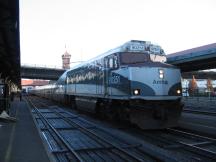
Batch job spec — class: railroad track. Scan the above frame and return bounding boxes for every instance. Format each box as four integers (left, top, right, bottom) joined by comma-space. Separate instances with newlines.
166, 128, 216, 160
26, 96, 216, 161
180, 108, 216, 138
132, 127, 216, 162
183, 109, 216, 116
27, 96, 183, 162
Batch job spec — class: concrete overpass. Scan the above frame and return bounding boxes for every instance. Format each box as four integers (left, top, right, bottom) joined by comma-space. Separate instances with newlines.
21, 65, 65, 80
21, 43, 216, 81
182, 71, 216, 80
20, 67, 216, 81
167, 43, 216, 72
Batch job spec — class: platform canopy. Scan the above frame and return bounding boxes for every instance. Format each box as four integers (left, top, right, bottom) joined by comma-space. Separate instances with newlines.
0, 0, 20, 87
167, 43, 216, 72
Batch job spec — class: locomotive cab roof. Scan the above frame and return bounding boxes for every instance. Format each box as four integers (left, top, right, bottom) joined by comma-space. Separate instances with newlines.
68, 40, 166, 71
104, 40, 165, 56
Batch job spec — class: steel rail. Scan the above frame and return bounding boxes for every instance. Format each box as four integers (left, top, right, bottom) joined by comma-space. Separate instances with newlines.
27, 98, 84, 162
183, 109, 216, 116
167, 128, 216, 141
167, 128, 216, 160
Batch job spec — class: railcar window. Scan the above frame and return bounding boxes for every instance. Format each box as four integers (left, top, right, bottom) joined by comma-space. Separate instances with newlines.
120, 52, 150, 65
105, 59, 108, 68
99, 59, 103, 69
66, 77, 69, 84
109, 58, 113, 68
96, 60, 102, 69
113, 55, 118, 68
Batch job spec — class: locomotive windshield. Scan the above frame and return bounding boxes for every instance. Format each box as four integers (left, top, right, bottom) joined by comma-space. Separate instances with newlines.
120, 52, 149, 65
120, 52, 166, 65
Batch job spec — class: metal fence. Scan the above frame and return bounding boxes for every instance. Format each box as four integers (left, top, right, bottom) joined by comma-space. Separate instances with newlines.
182, 87, 216, 98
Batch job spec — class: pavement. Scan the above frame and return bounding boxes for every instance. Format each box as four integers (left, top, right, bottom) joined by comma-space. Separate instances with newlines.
179, 112, 216, 138
0, 97, 50, 162
183, 96, 216, 112
180, 97, 216, 137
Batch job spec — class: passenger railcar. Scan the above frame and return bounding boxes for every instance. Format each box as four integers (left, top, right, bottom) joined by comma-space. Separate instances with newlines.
31, 40, 183, 129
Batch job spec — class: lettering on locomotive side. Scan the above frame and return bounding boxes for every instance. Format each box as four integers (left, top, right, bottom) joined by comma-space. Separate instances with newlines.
153, 80, 168, 84
109, 76, 120, 84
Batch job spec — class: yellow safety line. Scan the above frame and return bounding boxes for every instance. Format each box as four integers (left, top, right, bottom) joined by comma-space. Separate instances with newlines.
4, 102, 19, 162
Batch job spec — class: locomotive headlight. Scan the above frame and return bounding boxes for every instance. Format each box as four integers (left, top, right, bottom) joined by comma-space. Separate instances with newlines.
159, 69, 164, 79
159, 74, 164, 79
177, 89, 181, 94
159, 69, 163, 74
133, 89, 140, 95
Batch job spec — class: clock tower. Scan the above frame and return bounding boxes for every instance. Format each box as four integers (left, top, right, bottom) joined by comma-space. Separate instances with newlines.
62, 47, 71, 69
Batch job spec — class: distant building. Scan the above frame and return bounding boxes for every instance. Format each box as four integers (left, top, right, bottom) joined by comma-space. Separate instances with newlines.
21, 79, 50, 86
21, 79, 50, 93
62, 50, 71, 69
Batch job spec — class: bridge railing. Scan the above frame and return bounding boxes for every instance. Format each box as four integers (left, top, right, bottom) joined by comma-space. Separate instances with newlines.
21, 63, 63, 70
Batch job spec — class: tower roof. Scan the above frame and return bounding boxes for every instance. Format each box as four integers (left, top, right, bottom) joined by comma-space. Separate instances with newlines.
62, 50, 71, 57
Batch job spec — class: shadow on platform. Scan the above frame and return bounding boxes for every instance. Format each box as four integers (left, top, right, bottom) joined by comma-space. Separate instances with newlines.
0, 98, 50, 162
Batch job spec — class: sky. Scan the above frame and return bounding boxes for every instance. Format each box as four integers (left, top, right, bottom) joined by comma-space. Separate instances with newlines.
20, 0, 216, 68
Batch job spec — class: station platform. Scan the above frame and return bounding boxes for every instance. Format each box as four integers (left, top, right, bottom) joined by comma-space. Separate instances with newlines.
0, 97, 50, 162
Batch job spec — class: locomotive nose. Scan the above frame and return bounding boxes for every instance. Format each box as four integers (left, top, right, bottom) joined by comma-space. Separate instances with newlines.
129, 66, 182, 98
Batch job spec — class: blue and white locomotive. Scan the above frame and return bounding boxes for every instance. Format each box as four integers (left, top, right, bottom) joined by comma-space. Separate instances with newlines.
32, 40, 183, 129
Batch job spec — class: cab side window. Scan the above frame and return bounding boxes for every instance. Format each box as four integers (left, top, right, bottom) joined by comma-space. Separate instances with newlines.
107, 54, 119, 70
109, 58, 113, 69
113, 55, 118, 68
104, 58, 108, 69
